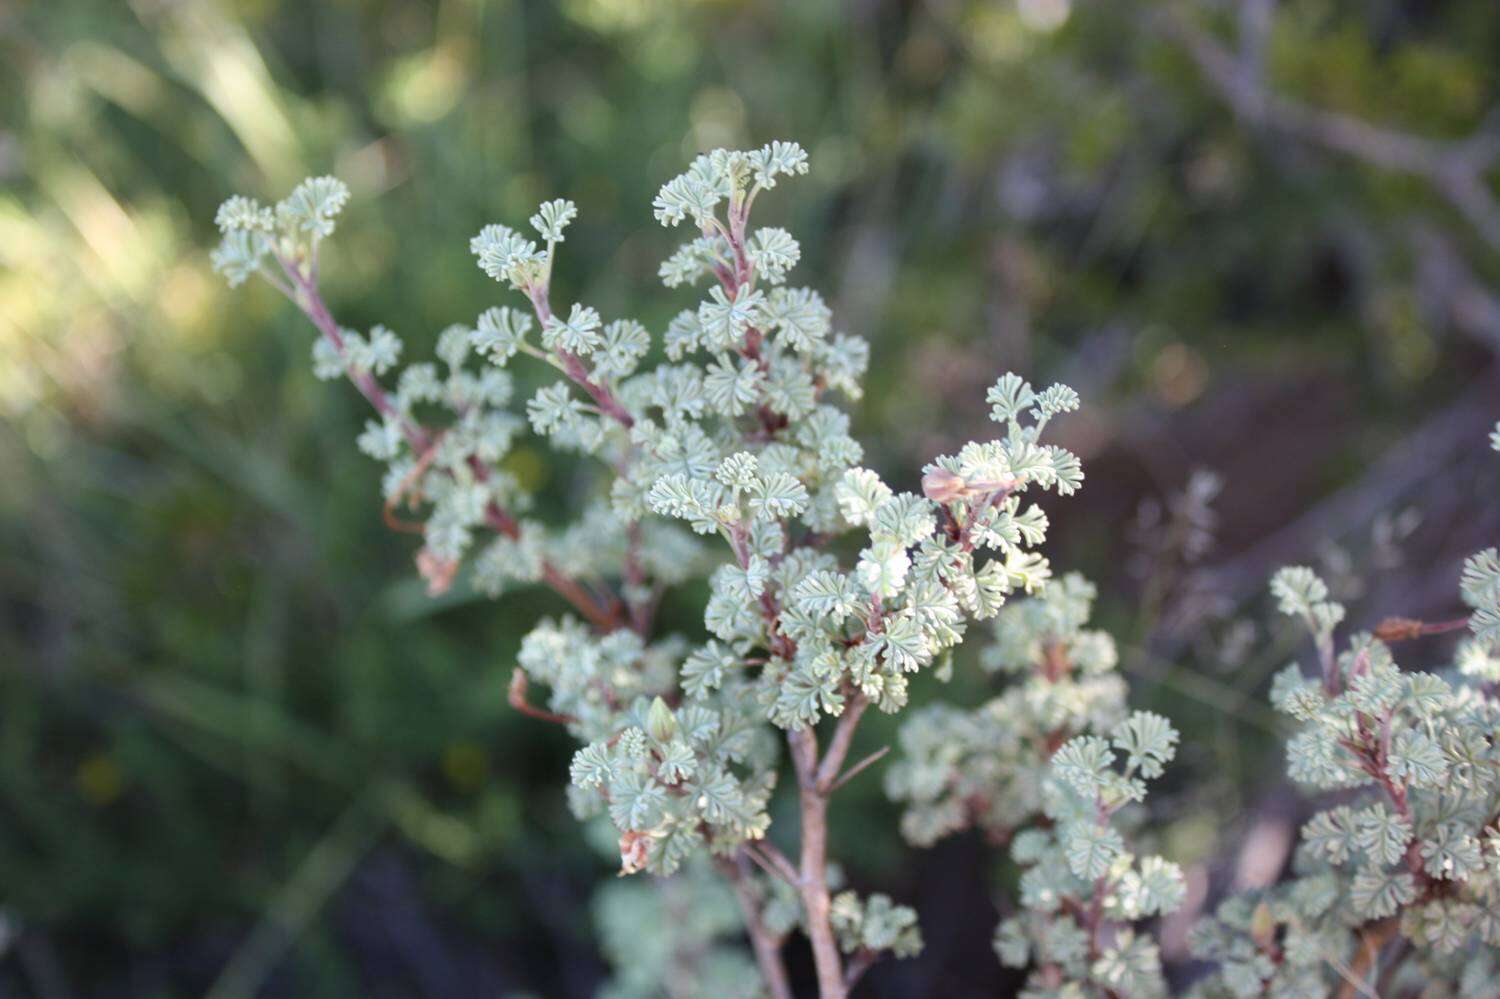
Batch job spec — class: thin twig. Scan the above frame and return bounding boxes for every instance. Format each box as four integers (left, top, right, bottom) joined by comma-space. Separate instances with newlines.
828, 746, 890, 794
815, 694, 871, 791
843, 948, 879, 990
717, 854, 794, 999
748, 840, 801, 886
1160, 5, 1500, 254
507, 670, 577, 727
382, 432, 446, 534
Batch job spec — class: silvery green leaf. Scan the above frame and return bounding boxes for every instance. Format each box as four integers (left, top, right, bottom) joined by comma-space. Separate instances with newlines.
214, 195, 274, 233
1114, 856, 1186, 918
987, 373, 1035, 424
764, 286, 831, 351
659, 235, 725, 288
876, 612, 930, 672
1302, 806, 1359, 865
608, 771, 667, 831
857, 542, 910, 600
656, 739, 696, 785
835, 468, 892, 527
749, 140, 809, 189
682, 641, 738, 697
871, 494, 937, 548
1349, 866, 1415, 919
471, 306, 533, 363
792, 571, 861, 621
275, 176, 349, 238
570, 742, 616, 788
714, 451, 761, 492
593, 320, 651, 380
210, 230, 271, 287
1420, 826, 1483, 881
310, 334, 345, 381
357, 417, 404, 460
993, 918, 1030, 968
761, 361, 818, 419
542, 303, 602, 355
721, 555, 769, 603
751, 472, 809, 520
653, 171, 722, 227
1110, 711, 1178, 779
662, 308, 704, 359
1269, 566, 1329, 617
697, 285, 765, 350
1386, 728, 1448, 788
470, 223, 542, 285
530, 198, 577, 242
1052, 736, 1113, 797
1090, 929, 1164, 996
703, 354, 764, 415
1062, 819, 1125, 880
1460, 548, 1500, 642
1352, 804, 1412, 867
1030, 383, 1080, 426
748, 227, 800, 283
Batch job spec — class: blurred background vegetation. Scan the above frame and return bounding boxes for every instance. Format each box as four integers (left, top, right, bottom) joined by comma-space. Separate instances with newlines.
3, 0, 1500, 995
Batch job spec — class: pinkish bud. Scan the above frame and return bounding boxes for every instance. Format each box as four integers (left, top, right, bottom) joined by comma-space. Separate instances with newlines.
921, 467, 968, 503
416, 547, 459, 597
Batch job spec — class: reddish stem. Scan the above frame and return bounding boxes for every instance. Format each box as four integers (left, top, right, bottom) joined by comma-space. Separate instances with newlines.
507, 669, 577, 727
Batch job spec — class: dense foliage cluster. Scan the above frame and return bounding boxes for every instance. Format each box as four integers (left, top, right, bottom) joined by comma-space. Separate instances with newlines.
212, 146, 1087, 997
886, 425, 1500, 996
1187, 529, 1500, 997
887, 573, 1186, 995
213, 140, 1500, 995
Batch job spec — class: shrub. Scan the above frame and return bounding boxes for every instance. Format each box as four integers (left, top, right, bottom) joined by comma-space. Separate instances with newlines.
212, 144, 1500, 996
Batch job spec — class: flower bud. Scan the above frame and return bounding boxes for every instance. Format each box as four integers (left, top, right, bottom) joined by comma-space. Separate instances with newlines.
646, 695, 678, 743
1250, 900, 1275, 949
921, 467, 968, 503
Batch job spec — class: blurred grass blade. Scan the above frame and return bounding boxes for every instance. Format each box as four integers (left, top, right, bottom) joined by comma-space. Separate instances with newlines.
206, 793, 384, 999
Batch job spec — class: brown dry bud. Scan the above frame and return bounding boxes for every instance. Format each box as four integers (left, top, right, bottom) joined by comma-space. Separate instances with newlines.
618, 830, 650, 875
1374, 617, 1426, 642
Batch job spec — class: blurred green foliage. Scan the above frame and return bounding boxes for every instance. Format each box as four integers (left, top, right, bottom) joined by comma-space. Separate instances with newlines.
3, 0, 1498, 994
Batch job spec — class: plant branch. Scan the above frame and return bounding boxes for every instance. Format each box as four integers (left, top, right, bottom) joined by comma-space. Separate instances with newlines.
844, 948, 879, 990
277, 254, 427, 451
789, 725, 848, 998
717, 853, 794, 999
816, 694, 871, 792
828, 745, 890, 794
522, 285, 635, 429
1161, 6, 1500, 254
507, 669, 577, 727
748, 840, 801, 887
